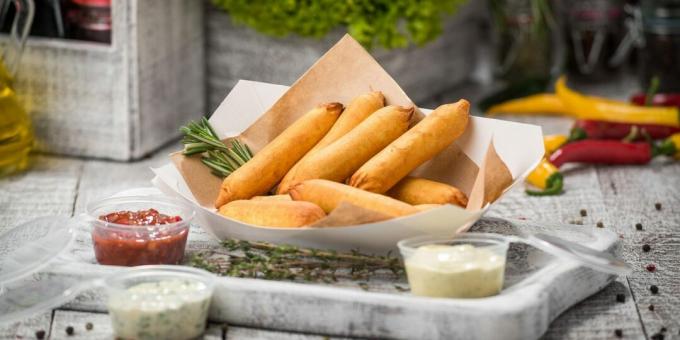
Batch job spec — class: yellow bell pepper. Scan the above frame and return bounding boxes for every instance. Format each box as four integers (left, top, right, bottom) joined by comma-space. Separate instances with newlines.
486, 94, 570, 116
555, 76, 680, 127
526, 158, 563, 196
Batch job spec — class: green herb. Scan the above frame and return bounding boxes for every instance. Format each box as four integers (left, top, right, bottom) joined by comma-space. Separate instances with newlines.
180, 118, 253, 177
189, 239, 405, 285
211, 0, 467, 49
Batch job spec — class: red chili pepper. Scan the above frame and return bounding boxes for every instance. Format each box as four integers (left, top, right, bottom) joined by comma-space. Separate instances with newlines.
572, 120, 680, 140
549, 140, 652, 168
631, 93, 680, 107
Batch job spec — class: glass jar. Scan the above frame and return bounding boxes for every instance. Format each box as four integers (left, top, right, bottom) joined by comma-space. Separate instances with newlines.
489, 0, 559, 86
639, 0, 680, 93
564, 0, 627, 80
481, 0, 561, 111
65, 0, 111, 43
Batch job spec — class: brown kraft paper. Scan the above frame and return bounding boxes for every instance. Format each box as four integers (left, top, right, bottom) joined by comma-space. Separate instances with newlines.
172, 34, 513, 227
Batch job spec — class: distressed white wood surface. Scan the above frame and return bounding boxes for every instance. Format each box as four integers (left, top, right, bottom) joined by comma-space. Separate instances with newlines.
1, 122, 679, 339
0, 311, 52, 340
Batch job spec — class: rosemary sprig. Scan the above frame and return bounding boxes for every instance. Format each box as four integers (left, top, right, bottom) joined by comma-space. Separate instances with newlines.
180, 118, 253, 177
189, 239, 405, 285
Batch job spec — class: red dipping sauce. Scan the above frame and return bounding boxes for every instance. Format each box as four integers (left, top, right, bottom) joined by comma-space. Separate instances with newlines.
91, 208, 190, 266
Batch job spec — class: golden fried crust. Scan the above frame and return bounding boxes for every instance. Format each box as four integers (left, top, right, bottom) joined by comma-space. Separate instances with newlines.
218, 200, 325, 227
215, 103, 342, 208
277, 91, 385, 194
387, 176, 468, 207
349, 100, 470, 193
284, 105, 413, 189
289, 179, 418, 217
251, 194, 292, 201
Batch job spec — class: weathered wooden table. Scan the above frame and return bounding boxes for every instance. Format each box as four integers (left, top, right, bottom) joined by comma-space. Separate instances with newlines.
1, 109, 678, 339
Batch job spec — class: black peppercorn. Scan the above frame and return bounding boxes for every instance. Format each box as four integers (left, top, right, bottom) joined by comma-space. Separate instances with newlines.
650, 285, 659, 294
635, 223, 643, 230
643, 244, 651, 252
66, 326, 74, 336
661, 327, 667, 333
580, 209, 587, 217
616, 293, 626, 303
597, 221, 604, 228
655, 202, 662, 211
651, 333, 664, 340
85, 322, 93, 331
615, 329, 623, 337
35, 330, 46, 339
649, 304, 655, 311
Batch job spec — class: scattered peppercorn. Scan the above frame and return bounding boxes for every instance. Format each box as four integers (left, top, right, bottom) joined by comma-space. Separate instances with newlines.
651, 333, 664, 340
646, 264, 657, 272
648, 304, 655, 311
597, 221, 604, 228
655, 202, 662, 211
650, 285, 659, 294
643, 244, 651, 252
35, 330, 46, 339
635, 223, 643, 231
85, 322, 93, 331
614, 329, 623, 337
580, 209, 587, 217
616, 293, 626, 303
66, 325, 74, 335
661, 327, 667, 333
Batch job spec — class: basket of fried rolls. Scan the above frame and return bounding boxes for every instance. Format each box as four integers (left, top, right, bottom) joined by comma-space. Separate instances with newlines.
213, 91, 471, 227
157, 35, 543, 251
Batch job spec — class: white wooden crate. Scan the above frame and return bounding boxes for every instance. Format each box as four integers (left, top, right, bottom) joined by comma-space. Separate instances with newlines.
0, 0, 205, 160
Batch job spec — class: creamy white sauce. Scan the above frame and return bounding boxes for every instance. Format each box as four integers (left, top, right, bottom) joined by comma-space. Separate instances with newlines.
405, 244, 505, 298
108, 279, 212, 340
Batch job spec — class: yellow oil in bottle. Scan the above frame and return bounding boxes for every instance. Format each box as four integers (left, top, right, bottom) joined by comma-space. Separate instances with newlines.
0, 60, 33, 176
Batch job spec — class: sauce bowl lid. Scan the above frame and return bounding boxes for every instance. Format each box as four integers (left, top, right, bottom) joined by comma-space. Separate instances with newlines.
523, 233, 631, 275
0, 216, 80, 325
0, 216, 76, 284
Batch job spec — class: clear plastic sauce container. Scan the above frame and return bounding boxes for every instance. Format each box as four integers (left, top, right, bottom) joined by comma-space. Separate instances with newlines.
87, 196, 195, 266
399, 234, 509, 298
105, 266, 215, 340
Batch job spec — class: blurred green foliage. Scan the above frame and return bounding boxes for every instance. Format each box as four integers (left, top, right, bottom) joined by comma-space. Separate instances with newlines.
212, 0, 468, 49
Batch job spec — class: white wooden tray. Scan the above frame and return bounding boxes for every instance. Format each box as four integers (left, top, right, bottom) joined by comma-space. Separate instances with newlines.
25, 213, 619, 340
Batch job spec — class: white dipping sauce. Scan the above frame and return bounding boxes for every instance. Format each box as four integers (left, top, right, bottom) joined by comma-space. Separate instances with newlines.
405, 244, 506, 298
108, 279, 212, 340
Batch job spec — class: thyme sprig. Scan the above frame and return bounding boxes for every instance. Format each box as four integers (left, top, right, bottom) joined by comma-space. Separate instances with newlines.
189, 239, 405, 285
180, 118, 253, 177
